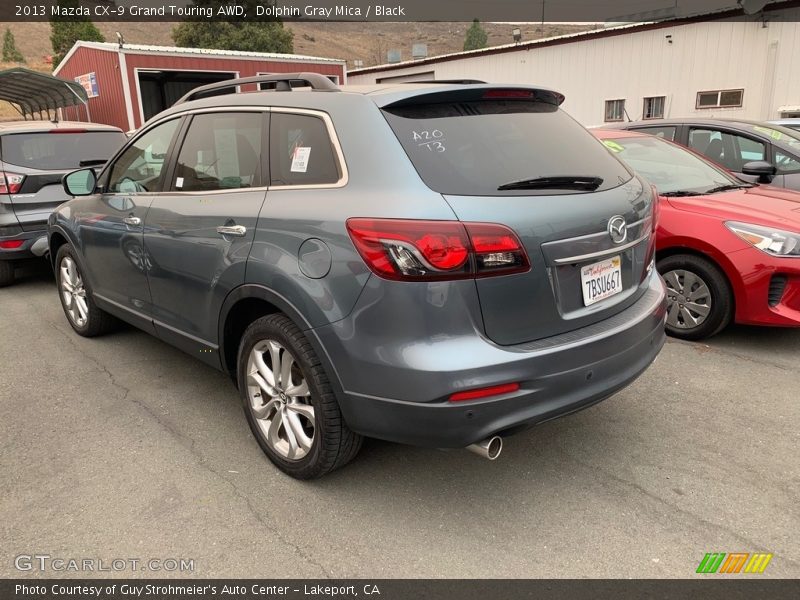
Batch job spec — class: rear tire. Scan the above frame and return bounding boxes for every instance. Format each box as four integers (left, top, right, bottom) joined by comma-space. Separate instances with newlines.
657, 254, 733, 340
55, 245, 117, 337
0, 260, 14, 287
237, 313, 362, 479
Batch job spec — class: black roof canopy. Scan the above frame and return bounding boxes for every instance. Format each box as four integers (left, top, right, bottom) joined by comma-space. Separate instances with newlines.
0, 67, 88, 120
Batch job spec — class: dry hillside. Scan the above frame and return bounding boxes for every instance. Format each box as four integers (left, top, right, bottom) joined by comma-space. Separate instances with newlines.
0, 21, 593, 118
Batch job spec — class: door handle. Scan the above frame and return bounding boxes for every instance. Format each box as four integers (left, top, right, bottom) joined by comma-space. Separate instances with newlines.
123, 216, 142, 226
216, 225, 247, 237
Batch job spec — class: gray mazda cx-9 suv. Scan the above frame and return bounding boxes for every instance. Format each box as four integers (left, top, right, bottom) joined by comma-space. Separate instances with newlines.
50, 74, 666, 479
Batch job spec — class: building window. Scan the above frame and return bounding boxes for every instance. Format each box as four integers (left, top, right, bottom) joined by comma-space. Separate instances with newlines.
643, 96, 665, 119
696, 89, 744, 109
604, 99, 625, 122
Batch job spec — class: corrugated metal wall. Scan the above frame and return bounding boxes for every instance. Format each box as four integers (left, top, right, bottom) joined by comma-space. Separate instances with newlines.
55, 46, 127, 130
348, 7, 800, 126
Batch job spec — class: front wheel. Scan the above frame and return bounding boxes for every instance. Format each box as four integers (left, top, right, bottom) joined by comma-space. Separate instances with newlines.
55, 245, 117, 337
237, 314, 362, 479
657, 254, 733, 340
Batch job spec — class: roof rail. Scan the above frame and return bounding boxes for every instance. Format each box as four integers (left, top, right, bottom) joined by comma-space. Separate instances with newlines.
400, 79, 487, 85
175, 72, 340, 104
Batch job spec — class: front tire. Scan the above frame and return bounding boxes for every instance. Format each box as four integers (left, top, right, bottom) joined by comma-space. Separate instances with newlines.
237, 314, 362, 479
658, 254, 733, 340
55, 245, 117, 337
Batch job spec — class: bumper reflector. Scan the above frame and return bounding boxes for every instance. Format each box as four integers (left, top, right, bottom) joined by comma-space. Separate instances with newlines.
449, 382, 520, 402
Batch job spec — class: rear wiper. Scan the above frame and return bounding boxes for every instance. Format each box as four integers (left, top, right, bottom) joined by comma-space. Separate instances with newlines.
79, 159, 106, 167
660, 190, 703, 197
703, 183, 753, 194
497, 175, 603, 191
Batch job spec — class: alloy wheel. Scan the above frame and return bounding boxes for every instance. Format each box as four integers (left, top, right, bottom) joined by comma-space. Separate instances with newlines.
60, 256, 89, 328
246, 340, 315, 460
662, 269, 712, 330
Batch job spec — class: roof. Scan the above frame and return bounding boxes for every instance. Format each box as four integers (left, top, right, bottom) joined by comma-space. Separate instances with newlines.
0, 120, 122, 133
154, 81, 565, 123
0, 67, 88, 120
348, 0, 798, 77
53, 41, 344, 76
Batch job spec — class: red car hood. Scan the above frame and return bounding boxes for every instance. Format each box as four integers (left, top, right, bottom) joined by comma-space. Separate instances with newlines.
667, 185, 800, 232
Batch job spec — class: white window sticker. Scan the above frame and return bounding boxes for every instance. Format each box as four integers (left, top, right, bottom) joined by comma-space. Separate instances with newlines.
291, 147, 311, 173
175, 176, 184, 189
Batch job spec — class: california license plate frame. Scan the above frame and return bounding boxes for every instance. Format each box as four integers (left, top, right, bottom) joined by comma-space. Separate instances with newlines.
580, 255, 623, 306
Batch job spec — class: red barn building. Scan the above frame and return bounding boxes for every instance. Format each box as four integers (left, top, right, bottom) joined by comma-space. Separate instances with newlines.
54, 41, 346, 131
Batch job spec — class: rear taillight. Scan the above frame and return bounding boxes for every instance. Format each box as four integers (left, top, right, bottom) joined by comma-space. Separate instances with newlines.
0, 172, 25, 195
0, 239, 24, 249
49, 128, 87, 134
346, 218, 530, 281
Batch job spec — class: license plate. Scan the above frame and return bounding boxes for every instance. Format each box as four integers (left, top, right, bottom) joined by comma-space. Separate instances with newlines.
580, 256, 622, 306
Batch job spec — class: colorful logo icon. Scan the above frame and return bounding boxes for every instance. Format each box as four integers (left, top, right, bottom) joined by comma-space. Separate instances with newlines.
696, 552, 773, 574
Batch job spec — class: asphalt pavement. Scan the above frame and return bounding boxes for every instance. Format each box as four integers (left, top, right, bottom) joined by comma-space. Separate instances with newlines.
2, 262, 798, 578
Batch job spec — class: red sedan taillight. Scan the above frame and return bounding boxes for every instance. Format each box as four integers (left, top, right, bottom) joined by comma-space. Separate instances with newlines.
0, 171, 25, 195
346, 218, 530, 281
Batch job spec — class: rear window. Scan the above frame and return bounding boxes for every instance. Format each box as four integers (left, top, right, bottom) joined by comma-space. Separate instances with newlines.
0, 131, 125, 170
382, 100, 632, 196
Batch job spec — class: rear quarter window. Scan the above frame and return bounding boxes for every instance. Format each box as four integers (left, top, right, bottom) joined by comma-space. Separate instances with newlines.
0, 131, 125, 170
382, 100, 632, 196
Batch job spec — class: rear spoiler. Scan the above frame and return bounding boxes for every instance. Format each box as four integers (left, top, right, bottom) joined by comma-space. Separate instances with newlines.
380, 86, 566, 109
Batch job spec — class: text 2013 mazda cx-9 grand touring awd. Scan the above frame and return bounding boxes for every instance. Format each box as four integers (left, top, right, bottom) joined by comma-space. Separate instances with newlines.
49, 75, 666, 478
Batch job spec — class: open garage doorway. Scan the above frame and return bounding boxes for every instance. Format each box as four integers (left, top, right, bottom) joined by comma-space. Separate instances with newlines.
136, 70, 237, 122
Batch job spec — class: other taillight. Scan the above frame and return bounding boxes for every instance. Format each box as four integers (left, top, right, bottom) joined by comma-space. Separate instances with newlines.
0, 239, 24, 249
465, 222, 529, 277
346, 218, 530, 281
0, 172, 25, 195
49, 128, 87, 134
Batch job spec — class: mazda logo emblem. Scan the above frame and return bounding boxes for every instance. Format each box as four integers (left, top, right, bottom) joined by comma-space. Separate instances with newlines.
608, 215, 627, 244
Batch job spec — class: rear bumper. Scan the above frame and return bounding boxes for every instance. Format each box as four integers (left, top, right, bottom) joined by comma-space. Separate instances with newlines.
0, 227, 48, 260
315, 271, 667, 448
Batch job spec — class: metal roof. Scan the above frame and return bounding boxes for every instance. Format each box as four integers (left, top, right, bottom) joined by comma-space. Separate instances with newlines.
0, 67, 87, 120
53, 41, 344, 76
348, 1, 795, 77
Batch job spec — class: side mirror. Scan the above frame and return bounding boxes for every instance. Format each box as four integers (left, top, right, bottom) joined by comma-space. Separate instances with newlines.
741, 160, 777, 184
63, 168, 97, 196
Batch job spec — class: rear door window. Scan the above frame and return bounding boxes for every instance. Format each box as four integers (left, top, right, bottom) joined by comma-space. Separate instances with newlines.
174, 112, 265, 191
382, 99, 632, 196
269, 112, 342, 186
0, 131, 125, 170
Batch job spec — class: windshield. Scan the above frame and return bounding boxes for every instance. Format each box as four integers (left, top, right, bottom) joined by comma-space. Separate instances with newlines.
0, 131, 125, 170
383, 100, 632, 196
600, 136, 742, 195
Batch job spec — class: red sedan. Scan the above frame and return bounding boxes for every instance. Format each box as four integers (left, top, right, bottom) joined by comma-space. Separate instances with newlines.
594, 129, 800, 340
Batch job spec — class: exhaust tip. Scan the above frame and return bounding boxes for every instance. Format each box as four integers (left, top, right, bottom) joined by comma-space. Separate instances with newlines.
466, 435, 503, 460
